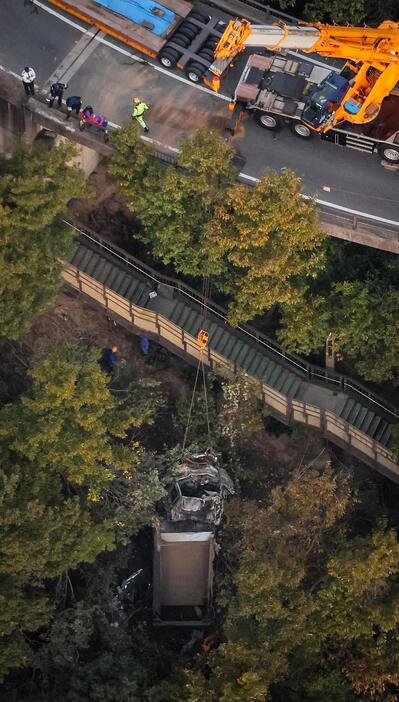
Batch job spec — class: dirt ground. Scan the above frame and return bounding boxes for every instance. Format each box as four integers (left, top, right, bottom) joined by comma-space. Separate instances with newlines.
3, 286, 330, 474
68, 164, 140, 247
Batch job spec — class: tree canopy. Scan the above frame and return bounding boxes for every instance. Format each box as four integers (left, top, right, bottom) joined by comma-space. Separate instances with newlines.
110, 125, 237, 276
111, 126, 325, 326
278, 243, 399, 384
205, 169, 325, 324
167, 467, 399, 702
0, 140, 85, 339
0, 346, 164, 679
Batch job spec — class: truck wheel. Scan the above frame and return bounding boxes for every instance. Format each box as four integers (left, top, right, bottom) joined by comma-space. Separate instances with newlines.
256, 111, 282, 130
186, 63, 205, 83
378, 144, 399, 163
290, 121, 313, 139
205, 38, 218, 50
159, 50, 179, 69
177, 26, 197, 40
198, 49, 214, 62
189, 11, 209, 23
181, 21, 200, 34
171, 34, 190, 48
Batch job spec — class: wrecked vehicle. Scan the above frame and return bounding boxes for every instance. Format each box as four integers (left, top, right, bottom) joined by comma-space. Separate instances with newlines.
153, 450, 234, 627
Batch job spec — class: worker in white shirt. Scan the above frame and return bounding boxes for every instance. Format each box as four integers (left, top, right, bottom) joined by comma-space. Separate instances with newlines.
21, 66, 36, 96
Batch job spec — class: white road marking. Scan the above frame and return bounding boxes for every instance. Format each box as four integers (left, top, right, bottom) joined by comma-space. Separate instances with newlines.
43, 30, 99, 89
95, 35, 232, 101
33, 0, 231, 101
32, 0, 91, 31
10, 4, 399, 227
238, 171, 399, 225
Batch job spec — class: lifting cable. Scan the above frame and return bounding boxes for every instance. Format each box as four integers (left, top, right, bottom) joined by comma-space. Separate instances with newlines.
181, 269, 212, 451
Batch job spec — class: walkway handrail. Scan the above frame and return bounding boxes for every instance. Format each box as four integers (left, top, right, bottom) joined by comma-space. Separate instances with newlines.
64, 220, 399, 421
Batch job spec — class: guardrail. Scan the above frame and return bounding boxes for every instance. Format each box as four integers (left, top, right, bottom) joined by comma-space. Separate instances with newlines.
150, 144, 399, 255
61, 258, 399, 481
65, 220, 399, 421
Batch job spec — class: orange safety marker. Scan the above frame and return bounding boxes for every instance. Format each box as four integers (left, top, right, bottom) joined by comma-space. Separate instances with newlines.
197, 329, 209, 352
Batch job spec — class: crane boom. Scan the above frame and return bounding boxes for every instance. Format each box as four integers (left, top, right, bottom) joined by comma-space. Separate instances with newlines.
214, 18, 399, 131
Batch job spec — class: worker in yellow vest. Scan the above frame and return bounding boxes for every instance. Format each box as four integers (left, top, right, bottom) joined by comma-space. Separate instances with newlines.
132, 97, 149, 132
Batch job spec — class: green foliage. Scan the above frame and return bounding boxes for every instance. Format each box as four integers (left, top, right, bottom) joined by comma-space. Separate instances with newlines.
218, 371, 264, 450
206, 169, 325, 325
0, 346, 165, 679
0, 346, 135, 499
333, 280, 399, 383
110, 125, 237, 276
171, 466, 399, 701
304, 0, 366, 23
279, 265, 399, 383
0, 140, 85, 339
7, 601, 173, 702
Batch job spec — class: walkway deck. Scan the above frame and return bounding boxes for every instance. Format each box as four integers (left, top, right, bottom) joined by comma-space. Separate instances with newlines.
62, 223, 399, 482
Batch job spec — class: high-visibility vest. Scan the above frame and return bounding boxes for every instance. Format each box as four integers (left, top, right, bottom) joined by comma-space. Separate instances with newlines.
132, 102, 148, 117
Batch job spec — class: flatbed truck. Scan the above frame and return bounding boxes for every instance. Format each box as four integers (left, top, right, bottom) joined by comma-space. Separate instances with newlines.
45, 0, 233, 89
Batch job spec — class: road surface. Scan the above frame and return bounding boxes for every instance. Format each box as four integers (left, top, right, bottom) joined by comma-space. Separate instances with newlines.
1, 0, 398, 223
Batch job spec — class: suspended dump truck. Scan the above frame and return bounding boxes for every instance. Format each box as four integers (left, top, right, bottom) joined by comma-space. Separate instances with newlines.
152, 450, 234, 627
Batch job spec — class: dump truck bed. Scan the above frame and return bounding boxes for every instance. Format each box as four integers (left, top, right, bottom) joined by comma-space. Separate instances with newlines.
153, 527, 215, 626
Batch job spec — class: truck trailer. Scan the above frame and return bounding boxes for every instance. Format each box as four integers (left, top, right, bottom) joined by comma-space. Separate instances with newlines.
45, 0, 233, 89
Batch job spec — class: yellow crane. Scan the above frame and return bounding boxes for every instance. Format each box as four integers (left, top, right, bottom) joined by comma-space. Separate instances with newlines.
211, 18, 399, 132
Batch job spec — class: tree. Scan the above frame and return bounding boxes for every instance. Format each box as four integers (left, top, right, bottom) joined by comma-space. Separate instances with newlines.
219, 371, 264, 451
332, 280, 399, 383
304, 0, 366, 23
0, 140, 85, 339
167, 467, 399, 701
205, 169, 326, 325
110, 125, 237, 276
279, 276, 399, 384
0, 346, 165, 678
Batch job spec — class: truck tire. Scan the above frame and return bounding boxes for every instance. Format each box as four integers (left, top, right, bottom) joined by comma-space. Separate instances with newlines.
177, 26, 196, 41
205, 37, 218, 48
198, 49, 214, 62
378, 143, 399, 163
290, 121, 313, 139
185, 62, 205, 83
159, 50, 179, 68
255, 111, 282, 131
189, 11, 209, 23
182, 21, 199, 32
171, 34, 190, 48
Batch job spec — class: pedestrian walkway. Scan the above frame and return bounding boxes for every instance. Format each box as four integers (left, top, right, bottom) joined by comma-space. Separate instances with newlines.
63, 223, 399, 482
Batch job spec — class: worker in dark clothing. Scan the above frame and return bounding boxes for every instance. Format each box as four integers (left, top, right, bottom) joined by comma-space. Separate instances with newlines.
65, 95, 82, 118
103, 346, 118, 373
132, 97, 149, 132
21, 66, 36, 96
47, 82, 68, 108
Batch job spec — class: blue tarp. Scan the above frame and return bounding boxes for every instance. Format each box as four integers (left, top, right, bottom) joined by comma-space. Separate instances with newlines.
93, 0, 175, 35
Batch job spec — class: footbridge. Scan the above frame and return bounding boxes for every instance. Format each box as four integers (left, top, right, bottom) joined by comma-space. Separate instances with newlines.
62, 223, 399, 482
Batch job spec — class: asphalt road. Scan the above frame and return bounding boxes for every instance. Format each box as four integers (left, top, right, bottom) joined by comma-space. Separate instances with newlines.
1, 0, 399, 222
